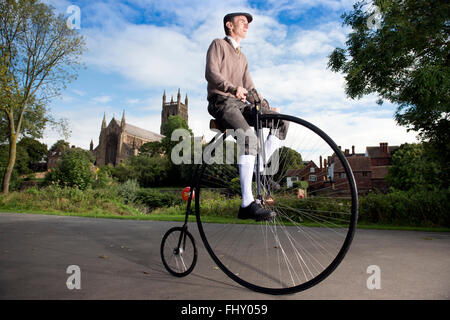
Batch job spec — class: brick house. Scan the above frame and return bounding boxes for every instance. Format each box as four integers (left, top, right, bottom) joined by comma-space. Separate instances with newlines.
366, 142, 399, 191
286, 158, 328, 194
285, 142, 399, 196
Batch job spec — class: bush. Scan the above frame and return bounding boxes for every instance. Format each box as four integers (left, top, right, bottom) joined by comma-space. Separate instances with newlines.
44, 148, 94, 190
136, 189, 183, 210
359, 189, 450, 227
292, 180, 309, 190
117, 179, 140, 204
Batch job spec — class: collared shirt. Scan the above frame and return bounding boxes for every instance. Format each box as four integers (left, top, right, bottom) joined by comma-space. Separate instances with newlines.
226, 36, 240, 50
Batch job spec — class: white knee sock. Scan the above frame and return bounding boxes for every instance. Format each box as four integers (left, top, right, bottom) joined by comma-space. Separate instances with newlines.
258, 134, 281, 172
239, 154, 256, 208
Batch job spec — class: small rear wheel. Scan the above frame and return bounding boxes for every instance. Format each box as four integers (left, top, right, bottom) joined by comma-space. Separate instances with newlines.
160, 227, 197, 277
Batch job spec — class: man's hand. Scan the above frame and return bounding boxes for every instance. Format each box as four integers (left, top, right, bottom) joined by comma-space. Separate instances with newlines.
235, 86, 248, 102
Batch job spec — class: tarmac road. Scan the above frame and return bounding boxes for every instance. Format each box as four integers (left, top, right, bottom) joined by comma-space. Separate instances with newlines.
0, 212, 449, 300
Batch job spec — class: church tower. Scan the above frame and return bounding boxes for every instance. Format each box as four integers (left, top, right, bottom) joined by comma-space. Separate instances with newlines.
160, 88, 188, 134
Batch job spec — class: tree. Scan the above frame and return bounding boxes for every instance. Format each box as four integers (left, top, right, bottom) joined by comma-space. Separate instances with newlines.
139, 140, 165, 157
328, 0, 449, 183
49, 139, 70, 153
161, 115, 193, 155
17, 136, 47, 170
45, 148, 94, 190
1, 0, 85, 193
386, 143, 442, 191
274, 146, 304, 185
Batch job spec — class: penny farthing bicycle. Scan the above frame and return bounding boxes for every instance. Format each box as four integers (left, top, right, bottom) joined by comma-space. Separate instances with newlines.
160, 89, 358, 295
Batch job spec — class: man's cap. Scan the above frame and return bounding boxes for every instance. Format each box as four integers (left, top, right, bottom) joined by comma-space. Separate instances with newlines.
223, 12, 253, 25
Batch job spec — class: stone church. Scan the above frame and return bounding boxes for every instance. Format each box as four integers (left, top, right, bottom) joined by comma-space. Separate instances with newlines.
92, 89, 188, 166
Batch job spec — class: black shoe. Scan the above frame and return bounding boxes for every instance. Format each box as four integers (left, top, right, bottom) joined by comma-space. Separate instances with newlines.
238, 201, 276, 222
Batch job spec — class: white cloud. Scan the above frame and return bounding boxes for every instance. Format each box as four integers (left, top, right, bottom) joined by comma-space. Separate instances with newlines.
92, 95, 112, 104
41, 0, 418, 155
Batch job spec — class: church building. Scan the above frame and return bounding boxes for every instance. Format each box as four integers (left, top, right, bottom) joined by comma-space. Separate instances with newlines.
92, 89, 188, 166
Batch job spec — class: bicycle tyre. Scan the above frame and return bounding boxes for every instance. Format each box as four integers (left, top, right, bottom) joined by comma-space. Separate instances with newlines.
195, 113, 358, 295
160, 227, 198, 277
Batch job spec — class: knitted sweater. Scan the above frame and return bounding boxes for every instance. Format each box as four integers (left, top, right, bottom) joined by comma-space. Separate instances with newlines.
205, 38, 255, 101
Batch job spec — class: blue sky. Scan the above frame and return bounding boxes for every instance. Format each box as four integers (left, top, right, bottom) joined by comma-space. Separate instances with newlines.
41, 0, 418, 153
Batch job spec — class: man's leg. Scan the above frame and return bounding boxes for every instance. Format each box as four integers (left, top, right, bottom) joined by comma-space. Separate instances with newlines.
208, 96, 275, 221
243, 104, 290, 173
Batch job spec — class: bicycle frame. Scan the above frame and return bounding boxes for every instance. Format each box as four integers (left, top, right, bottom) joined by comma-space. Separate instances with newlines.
179, 89, 265, 235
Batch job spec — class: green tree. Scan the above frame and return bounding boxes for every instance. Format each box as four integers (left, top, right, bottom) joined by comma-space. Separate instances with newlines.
161, 115, 193, 155
49, 140, 70, 153
386, 143, 442, 191
127, 155, 171, 187
139, 140, 165, 157
328, 0, 449, 184
1, 0, 85, 194
45, 148, 94, 190
17, 137, 47, 171
274, 147, 304, 185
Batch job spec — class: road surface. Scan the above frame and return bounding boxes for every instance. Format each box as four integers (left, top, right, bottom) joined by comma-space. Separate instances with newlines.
0, 212, 449, 300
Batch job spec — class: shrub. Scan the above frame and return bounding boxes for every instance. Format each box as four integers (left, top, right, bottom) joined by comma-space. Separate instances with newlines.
292, 180, 309, 190
117, 179, 140, 204
136, 189, 183, 210
44, 148, 94, 190
359, 189, 450, 227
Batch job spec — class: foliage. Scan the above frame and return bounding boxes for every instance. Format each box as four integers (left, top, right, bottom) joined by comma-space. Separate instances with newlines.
44, 148, 94, 190
17, 137, 47, 171
136, 189, 183, 210
0, 184, 142, 217
117, 179, 140, 204
359, 189, 450, 227
386, 143, 444, 191
128, 155, 172, 187
328, 0, 450, 184
1, 0, 85, 193
139, 140, 165, 157
274, 146, 304, 185
293, 180, 309, 190
49, 140, 70, 153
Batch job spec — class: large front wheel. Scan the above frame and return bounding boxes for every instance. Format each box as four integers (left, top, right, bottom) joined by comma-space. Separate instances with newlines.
195, 114, 358, 295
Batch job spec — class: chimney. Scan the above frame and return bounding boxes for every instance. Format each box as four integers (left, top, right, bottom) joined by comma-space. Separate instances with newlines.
324, 159, 327, 171
352, 145, 355, 155
345, 149, 349, 156
319, 156, 323, 170
380, 142, 388, 154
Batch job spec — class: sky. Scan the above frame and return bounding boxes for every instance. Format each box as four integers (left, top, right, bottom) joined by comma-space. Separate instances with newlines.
41, 0, 419, 154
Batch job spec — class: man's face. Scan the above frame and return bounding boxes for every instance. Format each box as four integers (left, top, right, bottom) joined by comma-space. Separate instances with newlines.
228, 15, 249, 39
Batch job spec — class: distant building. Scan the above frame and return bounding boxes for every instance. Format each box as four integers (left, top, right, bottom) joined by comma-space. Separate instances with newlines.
93, 112, 164, 167
161, 88, 188, 135
93, 89, 189, 167
285, 142, 399, 195
47, 145, 76, 170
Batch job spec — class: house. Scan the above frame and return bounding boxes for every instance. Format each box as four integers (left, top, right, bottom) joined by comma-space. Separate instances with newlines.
285, 142, 399, 196
286, 158, 328, 192
366, 142, 399, 191
331, 142, 399, 193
